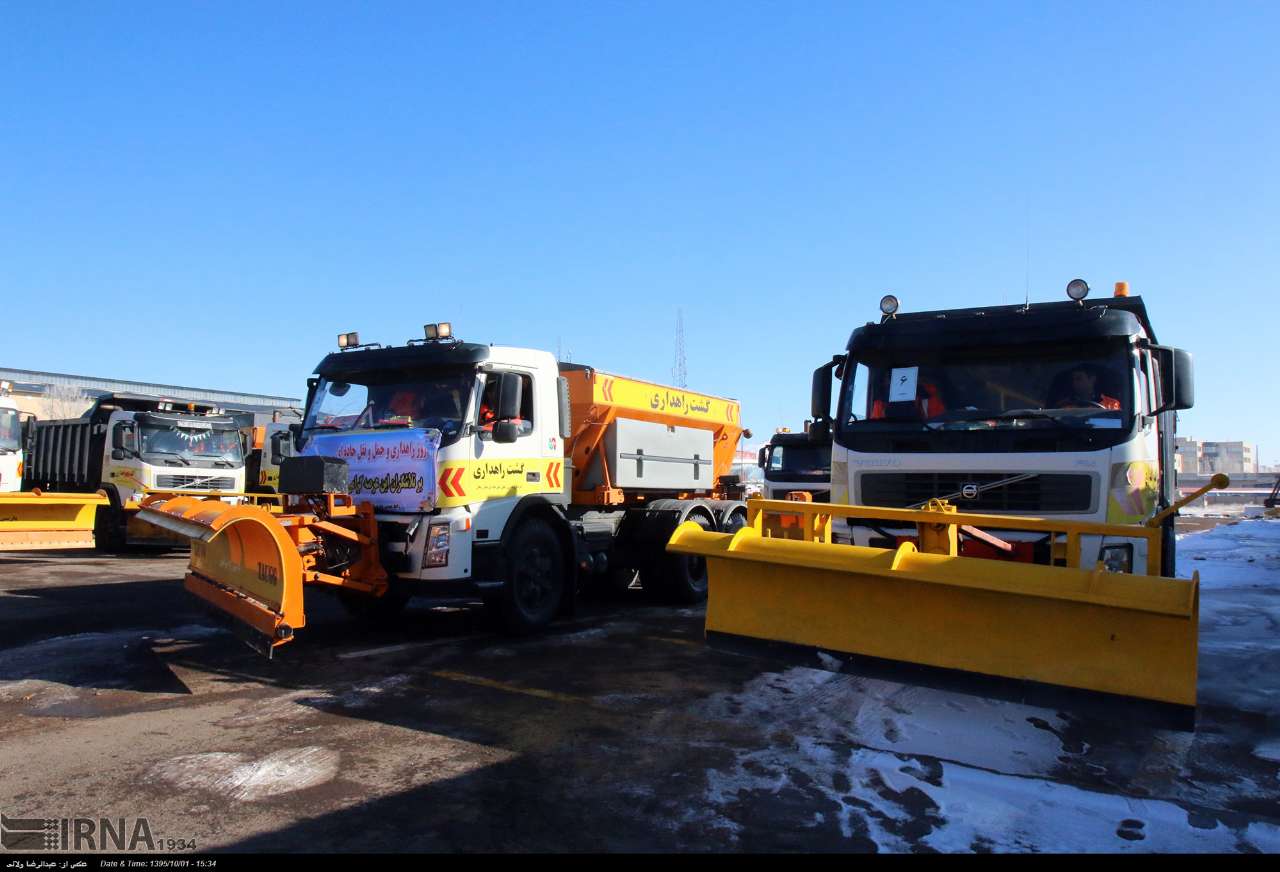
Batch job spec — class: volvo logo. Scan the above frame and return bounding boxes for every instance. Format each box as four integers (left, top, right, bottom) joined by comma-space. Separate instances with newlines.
960, 483, 980, 500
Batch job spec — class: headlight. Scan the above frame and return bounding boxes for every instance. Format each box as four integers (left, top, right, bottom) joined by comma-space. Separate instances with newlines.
426, 523, 451, 567
1099, 544, 1133, 574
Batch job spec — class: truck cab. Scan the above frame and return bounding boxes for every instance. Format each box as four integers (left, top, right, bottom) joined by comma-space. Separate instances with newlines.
298, 339, 565, 587
812, 281, 1194, 575
758, 428, 831, 501
25, 393, 247, 548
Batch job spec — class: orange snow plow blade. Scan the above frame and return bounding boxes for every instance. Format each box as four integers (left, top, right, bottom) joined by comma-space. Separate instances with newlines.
669, 498, 1200, 715
0, 489, 108, 551
138, 494, 387, 655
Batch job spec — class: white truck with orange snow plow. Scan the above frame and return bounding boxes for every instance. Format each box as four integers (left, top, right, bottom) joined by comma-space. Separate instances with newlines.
138, 324, 748, 655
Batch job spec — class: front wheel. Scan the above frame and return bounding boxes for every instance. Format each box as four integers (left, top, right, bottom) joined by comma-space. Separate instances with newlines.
493, 519, 566, 634
93, 503, 125, 553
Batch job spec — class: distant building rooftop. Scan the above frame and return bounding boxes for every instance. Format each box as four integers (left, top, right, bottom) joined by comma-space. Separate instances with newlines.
0, 366, 300, 414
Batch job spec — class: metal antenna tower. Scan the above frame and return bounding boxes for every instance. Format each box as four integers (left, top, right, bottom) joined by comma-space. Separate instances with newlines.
673, 308, 687, 388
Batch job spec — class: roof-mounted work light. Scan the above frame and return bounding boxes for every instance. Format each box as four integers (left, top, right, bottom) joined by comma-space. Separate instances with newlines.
1066, 279, 1090, 301
879, 294, 900, 316
338, 331, 360, 349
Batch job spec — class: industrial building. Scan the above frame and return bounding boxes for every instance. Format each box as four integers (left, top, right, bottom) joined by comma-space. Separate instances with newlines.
0, 366, 301, 425
1175, 436, 1259, 475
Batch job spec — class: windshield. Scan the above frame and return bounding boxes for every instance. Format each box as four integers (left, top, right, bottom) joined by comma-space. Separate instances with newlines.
837, 342, 1135, 452
302, 368, 474, 446
0, 408, 19, 452
140, 423, 243, 463
767, 444, 831, 478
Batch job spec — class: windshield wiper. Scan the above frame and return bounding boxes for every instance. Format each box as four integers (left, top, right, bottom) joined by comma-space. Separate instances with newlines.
145, 450, 191, 466
941, 409, 1081, 426
987, 410, 1065, 422
849, 417, 942, 431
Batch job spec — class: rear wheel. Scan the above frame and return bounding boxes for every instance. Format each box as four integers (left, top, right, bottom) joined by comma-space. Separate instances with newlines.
650, 511, 714, 604
493, 519, 566, 634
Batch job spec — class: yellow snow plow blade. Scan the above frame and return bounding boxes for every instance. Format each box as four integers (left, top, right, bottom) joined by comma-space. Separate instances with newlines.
137, 494, 386, 655
0, 489, 108, 551
668, 499, 1199, 710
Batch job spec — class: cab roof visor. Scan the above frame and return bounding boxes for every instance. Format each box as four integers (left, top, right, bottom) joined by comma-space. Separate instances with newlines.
847, 299, 1152, 355
314, 342, 491, 378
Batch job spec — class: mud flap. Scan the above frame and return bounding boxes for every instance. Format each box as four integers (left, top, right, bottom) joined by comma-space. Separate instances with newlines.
138, 497, 305, 653
0, 490, 108, 551
667, 522, 1199, 713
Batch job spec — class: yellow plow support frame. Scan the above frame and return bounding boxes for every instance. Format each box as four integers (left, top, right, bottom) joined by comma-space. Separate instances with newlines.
137, 494, 386, 655
668, 498, 1200, 710
0, 489, 108, 551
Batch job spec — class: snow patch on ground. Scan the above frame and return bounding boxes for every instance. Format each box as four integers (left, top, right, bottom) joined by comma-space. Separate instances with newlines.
685, 520, 1280, 852
695, 666, 1073, 778
1180, 520, 1280, 715
147, 746, 340, 801
0, 625, 225, 709
218, 675, 415, 726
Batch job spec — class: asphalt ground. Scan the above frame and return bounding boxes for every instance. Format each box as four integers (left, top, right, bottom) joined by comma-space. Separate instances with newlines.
0, 525, 1276, 853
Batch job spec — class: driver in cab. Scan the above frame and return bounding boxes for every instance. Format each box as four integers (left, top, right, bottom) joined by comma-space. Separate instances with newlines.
1054, 365, 1120, 411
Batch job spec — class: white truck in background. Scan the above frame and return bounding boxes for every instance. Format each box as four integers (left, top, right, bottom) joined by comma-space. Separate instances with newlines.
0, 381, 23, 493
24, 392, 247, 550
757, 427, 831, 501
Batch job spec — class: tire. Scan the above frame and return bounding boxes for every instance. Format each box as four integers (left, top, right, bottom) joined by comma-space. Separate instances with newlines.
653, 511, 714, 604
338, 582, 413, 620
721, 507, 748, 535
93, 503, 125, 554
1161, 518, 1177, 578
493, 519, 566, 634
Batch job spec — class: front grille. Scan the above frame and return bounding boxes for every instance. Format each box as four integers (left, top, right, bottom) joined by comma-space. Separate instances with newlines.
859, 472, 1093, 513
155, 474, 236, 490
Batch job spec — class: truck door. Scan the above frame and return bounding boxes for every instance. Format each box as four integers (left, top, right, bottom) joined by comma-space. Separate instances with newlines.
471, 369, 558, 536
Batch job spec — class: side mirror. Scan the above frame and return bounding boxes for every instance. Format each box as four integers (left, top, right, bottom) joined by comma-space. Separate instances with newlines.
810, 355, 843, 441
498, 372, 523, 420
269, 430, 295, 466
757, 447, 767, 469
112, 423, 136, 454
811, 364, 833, 421
1154, 347, 1194, 413
493, 420, 520, 444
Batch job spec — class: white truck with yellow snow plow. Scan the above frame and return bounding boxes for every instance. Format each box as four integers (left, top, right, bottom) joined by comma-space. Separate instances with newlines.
669, 280, 1221, 726
139, 324, 748, 655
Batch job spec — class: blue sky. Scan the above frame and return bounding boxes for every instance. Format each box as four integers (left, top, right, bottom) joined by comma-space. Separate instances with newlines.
3, 2, 1276, 457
